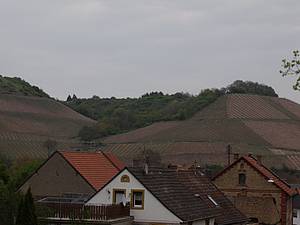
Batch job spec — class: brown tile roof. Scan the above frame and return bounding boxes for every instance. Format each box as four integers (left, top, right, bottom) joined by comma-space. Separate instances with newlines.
60, 151, 125, 190
213, 155, 295, 196
129, 167, 247, 224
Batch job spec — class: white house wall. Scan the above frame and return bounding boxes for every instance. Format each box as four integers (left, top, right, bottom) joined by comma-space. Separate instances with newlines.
192, 218, 215, 225
293, 209, 300, 225
86, 169, 182, 224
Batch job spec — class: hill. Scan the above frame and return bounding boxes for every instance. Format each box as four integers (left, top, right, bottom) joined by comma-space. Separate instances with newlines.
0, 94, 95, 159
100, 94, 300, 170
0, 75, 49, 97
66, 80, 278, 141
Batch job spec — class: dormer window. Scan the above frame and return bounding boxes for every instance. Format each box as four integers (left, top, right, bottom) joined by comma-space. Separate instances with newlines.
239, 173, 246, 185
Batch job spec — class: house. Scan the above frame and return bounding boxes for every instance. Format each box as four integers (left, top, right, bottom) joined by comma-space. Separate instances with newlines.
86, 166, 247, 225
212, 154, 296, 225
290, 186, 300, 225
293, 194, 300, 225
19, 150, 125, 199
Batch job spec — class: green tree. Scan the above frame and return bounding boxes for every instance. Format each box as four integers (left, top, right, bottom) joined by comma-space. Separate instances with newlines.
0, 160, 9, 184
16, 197, 24, 225
0, 157, 40, 225
9, 159, 42, 189
280, 50, 300, 90
226, 80, 278, 97
0, 75, 49, 97
67, 95, 72, 101
16, 188, 37, 225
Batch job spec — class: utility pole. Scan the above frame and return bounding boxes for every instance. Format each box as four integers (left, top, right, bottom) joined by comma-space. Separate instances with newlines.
227, 144, 231, 166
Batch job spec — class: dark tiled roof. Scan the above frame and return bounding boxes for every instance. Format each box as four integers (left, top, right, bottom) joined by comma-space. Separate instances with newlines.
60, 151, 125, 190
129, 167, 247, 224
213, 156, 295, 196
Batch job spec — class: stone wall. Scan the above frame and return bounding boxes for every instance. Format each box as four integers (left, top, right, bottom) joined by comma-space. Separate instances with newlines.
213, 159, 292, 225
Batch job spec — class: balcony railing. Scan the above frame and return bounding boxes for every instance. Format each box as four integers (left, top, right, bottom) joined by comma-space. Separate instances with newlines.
36, 202, 130, 221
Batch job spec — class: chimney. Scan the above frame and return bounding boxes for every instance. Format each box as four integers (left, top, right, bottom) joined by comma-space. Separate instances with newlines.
234, 153, 239, 161
144, 155, 149, 175
144, 162, 149, 175
256, 155, 262, 164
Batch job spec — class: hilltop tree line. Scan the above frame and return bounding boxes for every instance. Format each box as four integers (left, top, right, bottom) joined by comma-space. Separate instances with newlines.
64, 80, 278, 141
0, 75, 49, 98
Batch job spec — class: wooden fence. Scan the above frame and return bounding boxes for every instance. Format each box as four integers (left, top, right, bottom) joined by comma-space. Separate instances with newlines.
36, 203, 130, 221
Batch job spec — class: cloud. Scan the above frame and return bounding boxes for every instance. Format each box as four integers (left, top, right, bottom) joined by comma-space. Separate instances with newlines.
0, 0, 299, 101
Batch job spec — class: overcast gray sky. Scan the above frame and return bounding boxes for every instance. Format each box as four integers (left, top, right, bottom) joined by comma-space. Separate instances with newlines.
0, 1, 300, 102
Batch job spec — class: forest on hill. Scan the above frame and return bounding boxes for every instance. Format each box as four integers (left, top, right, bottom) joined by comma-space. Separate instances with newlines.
0, 76, 49, 98
64, 80, 278, 141
0, 75, 278, 142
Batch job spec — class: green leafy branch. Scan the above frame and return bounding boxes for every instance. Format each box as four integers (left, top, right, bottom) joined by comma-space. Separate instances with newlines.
280, 50, 300, 90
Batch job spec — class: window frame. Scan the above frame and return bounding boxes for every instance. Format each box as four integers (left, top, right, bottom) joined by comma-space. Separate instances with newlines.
238, 173, 246, 186
112, 189, 126, 204
121, 175, 130, 183
293, 209, 298, 218
131, 189, 145, 210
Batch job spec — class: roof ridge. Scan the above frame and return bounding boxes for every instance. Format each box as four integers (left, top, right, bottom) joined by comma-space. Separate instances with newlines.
241, 156, 294, 195
59, 150, 101, 154
60, 150, 122, 190
213, 155, 295, 196
244, 155, 292, 188
56, 151, 97, 191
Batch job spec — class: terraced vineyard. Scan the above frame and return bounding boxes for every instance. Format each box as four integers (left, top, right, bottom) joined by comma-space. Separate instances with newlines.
0, 94, 95, 159
0, 132, 82, 159
100, 94, 300, 170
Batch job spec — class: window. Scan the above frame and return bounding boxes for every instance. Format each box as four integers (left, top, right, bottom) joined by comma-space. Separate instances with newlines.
121, 175, 130, 183
293, 209, 297, 218
113, 189, 126, 204
239, 173, 246, 185
131, 190, 145, 209
205, 219, 210, 225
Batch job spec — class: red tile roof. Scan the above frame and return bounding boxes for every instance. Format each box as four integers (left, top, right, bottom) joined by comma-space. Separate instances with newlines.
59, 151, 125, 190
213, 155, 295, 196
103, 152, 125, 170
